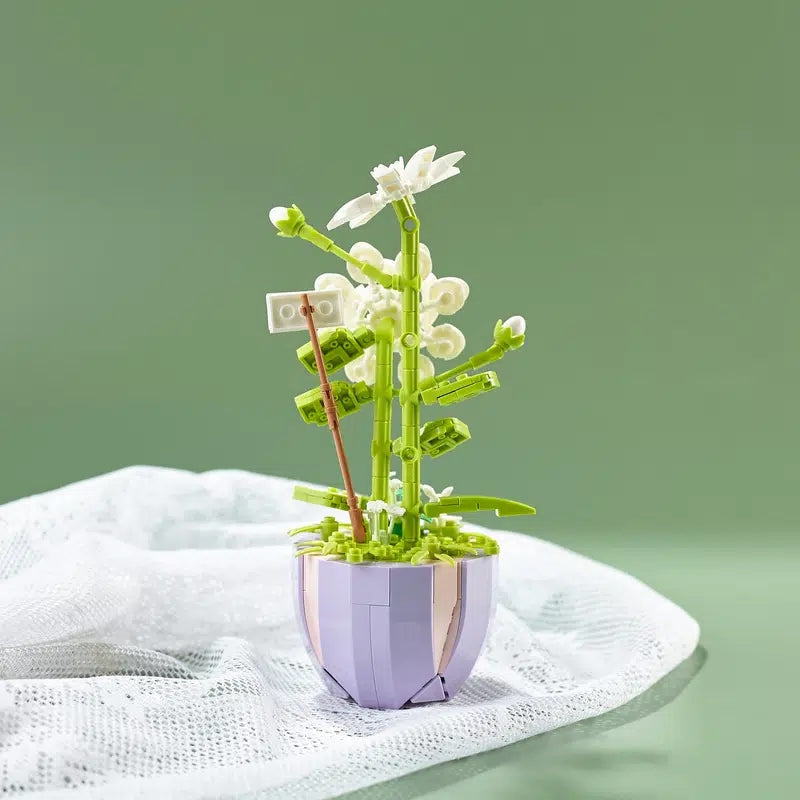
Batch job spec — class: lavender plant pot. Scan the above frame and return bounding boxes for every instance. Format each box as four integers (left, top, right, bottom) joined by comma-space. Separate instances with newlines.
293, 547, 498, 709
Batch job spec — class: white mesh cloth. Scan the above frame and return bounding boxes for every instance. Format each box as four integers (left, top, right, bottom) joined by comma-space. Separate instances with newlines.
0, 467, 699, 799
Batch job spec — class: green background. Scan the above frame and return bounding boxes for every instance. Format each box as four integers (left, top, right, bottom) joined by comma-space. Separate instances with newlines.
1, 2, 797, 798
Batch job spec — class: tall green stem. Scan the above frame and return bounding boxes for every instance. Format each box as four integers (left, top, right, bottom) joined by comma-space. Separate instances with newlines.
370, 316, 394, 529
392, 198, 421, 545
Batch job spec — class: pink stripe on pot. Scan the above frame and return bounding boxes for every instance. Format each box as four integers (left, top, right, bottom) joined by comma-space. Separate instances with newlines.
432, 560, 460, 670
302, 554, 323, 663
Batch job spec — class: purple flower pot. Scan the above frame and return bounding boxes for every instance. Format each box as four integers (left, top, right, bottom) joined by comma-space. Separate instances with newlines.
293, 548, 498, 709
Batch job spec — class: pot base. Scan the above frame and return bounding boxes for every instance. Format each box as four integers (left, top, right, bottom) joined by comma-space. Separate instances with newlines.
294, 550, 497, 709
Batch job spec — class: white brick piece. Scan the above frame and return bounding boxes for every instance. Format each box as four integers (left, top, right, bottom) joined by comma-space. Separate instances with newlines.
265, 289, 344, 333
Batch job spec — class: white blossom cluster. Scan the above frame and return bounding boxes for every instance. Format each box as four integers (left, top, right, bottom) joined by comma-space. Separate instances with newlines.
326, 145, 465, 229
314, 241, 469, 385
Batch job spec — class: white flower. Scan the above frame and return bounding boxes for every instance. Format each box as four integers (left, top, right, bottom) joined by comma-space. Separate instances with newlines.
315, 241, 466, 386
420, 273, 439, 328
371, 160, 411, 203
419, 354, 435, 380
421, 484, 454, 503
367, 498, 405, 542
425, 324, 466, 360
268, 206, 290, 226
327, 145, 466, 230
423, 276, 469, 316
368, 293, 403, 332
344, 349, 376, 384
503, 315, 526, 336
314, 272, 354, 296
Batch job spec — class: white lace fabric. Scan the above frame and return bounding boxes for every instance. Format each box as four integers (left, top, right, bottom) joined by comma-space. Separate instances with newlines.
0, 467, 700, 799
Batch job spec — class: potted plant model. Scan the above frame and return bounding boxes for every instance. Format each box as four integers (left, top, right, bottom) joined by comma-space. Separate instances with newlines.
265, 145, 535, 709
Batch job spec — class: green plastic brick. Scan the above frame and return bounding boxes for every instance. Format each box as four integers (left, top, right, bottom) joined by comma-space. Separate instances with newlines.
419, 417, 471, 458
295, 380, 373, 425
419, 371, 500, 407
296, 325, 376, 375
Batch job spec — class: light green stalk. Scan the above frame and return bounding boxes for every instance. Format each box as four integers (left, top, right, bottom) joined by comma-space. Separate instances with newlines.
273, 205, 396, 289
419, 320, 525, 392
370, 316, 394, 532
270, 201, 424, 545
392, 198, 421, 545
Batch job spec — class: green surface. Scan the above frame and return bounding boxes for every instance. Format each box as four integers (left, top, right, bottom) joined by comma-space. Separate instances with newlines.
0, 2, 797, 797
338, 532, 796, 799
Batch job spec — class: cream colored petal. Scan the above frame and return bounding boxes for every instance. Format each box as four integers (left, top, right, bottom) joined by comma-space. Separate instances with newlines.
426, 323, 466, 359
268, 206, 289, 227
425, 277, 469, 315
420, 307, 439, 328
418, 242, 433, 280
344, 351, 377, 385
421, 272, 438, 301
503, 315, 527, 335
418, 354, 435, 381
314, 272, 353, 292
367, 295, 402, 335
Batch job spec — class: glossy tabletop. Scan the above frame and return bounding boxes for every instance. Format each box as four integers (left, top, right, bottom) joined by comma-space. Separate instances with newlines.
339, 530, 794, 799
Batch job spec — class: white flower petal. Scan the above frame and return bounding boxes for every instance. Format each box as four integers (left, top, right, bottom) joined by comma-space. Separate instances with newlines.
418, 243, 433, 280
371, 160, 409, 202
420, 307, 439, 328
314, 272, 355, 298
426, 323, 466, 360
418, 354, 435, 381
405, 146, 436, 187
421, 273, 439, 303
327, 193, 382, 230
367, 295, 402, 334
344, 351, 377, 385
421, 484, 439, 502
425, 277, 469, 315
268, 206, 289, 227
503, 315, 527, 336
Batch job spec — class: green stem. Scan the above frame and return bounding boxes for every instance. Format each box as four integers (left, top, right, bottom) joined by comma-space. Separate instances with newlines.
296, 224, 395, 289
421, 342, 507, 390
392, 198, 421, 545
370, 316, 394, 531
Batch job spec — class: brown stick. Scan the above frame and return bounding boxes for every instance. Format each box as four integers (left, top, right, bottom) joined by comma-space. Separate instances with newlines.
299, 293, 367, 543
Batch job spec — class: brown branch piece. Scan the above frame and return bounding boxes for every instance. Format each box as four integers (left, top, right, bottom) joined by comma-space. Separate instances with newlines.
299, 293, 367, 543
